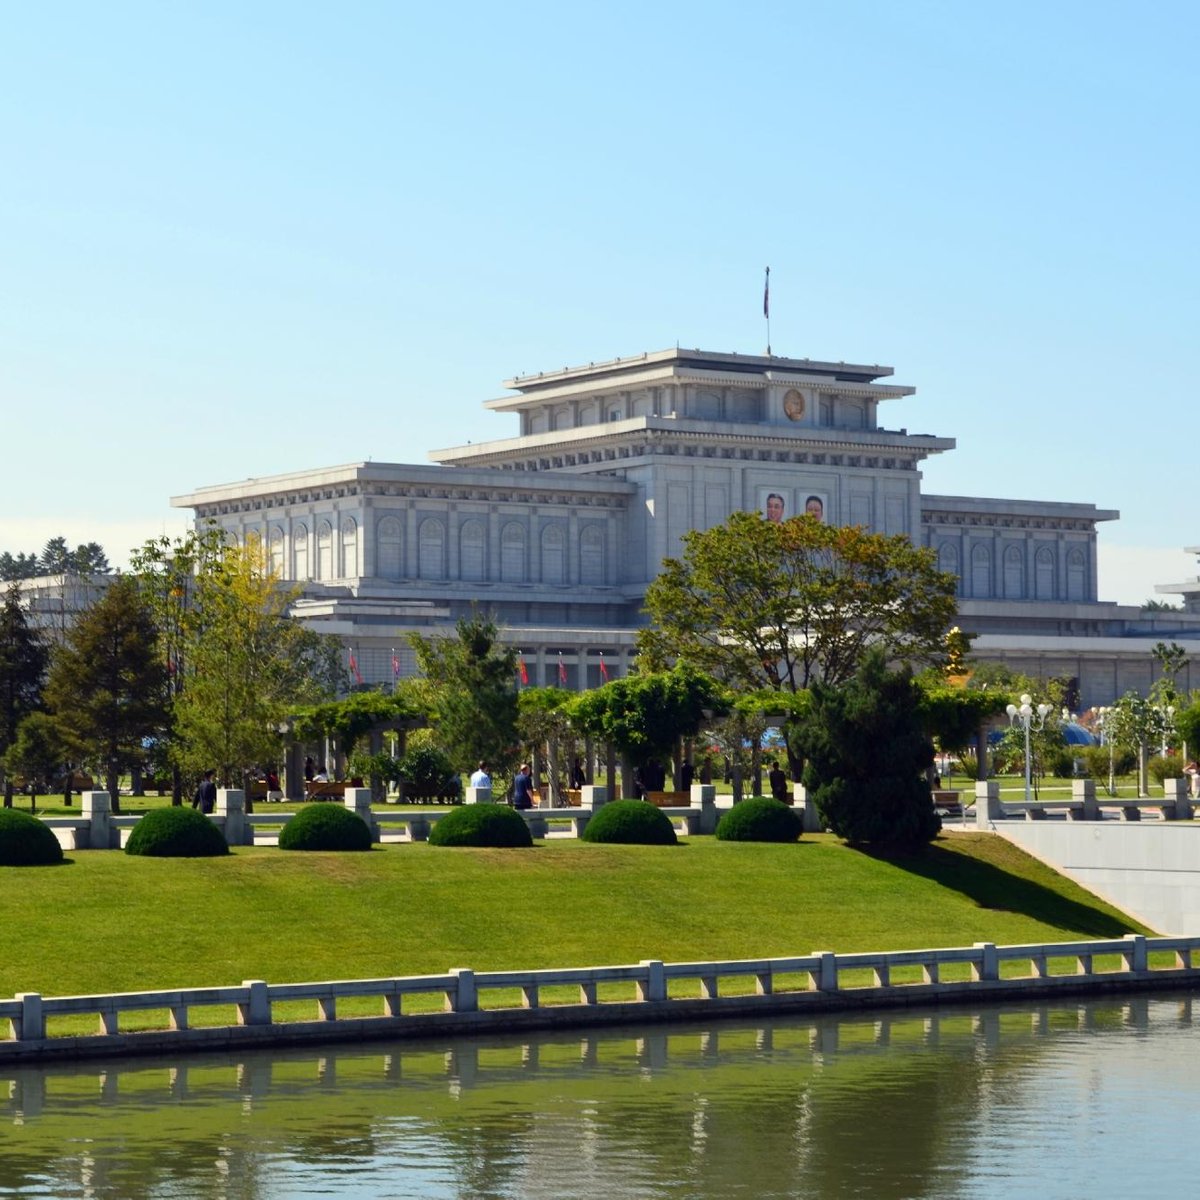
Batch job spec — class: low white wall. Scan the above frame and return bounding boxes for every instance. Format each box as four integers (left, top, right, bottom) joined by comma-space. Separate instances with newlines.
998, 822, 1200, 935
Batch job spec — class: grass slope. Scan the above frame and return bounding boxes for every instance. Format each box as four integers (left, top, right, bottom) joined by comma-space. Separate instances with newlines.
0, 834, 1149, 997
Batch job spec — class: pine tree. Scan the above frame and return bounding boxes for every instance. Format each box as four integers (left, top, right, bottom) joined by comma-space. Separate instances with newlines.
793, 649, 941, 848
411, 615, 519, 786
0, 582, 49, 807
45, 575, 168, 811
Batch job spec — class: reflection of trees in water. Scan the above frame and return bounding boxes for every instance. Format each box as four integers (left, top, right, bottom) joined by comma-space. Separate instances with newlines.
0, 999, 1179, 1199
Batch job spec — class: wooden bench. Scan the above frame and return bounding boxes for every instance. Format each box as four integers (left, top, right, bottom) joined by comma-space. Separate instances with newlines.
305, 780, 345, 800
646, 791, 690, 808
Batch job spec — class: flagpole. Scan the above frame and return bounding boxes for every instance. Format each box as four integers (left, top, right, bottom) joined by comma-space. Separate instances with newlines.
763, 265, 771, 356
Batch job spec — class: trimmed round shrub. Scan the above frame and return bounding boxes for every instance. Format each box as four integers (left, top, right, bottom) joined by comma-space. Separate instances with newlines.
0, 808, 65, 866
279, 804, 373, 851
429, 804, 533, 848
125, 806, 229, 857
715, 796, 802, 843
581, 800, 678, 846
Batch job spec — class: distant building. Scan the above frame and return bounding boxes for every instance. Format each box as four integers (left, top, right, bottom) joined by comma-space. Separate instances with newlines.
171, 347, 1200, 707
12, 573, 111, 642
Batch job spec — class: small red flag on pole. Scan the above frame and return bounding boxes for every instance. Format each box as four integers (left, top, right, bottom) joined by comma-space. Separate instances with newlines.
349, 649, 363, 685
391, 647, 400, 678
558, 653, 568, 685
598, 652, 609, 682
518, 656, 529, 686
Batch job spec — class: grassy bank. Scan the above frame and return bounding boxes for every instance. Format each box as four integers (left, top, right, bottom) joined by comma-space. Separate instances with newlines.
0, 833, 1149, 1000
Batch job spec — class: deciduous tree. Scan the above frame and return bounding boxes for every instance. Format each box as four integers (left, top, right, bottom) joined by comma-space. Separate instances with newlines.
639, 511, 958, 695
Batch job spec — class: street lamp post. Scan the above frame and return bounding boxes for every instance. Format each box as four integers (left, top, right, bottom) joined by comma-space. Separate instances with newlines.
1159, 705, 1176, 758
1006, 693, 1052, 805
1097, 706, 1115, 796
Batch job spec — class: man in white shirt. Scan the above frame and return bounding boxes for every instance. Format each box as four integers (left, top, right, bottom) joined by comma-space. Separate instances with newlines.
469, 761, 491, 788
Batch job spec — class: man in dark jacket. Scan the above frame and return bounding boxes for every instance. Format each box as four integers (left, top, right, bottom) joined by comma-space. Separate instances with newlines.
192, 769, 217, 814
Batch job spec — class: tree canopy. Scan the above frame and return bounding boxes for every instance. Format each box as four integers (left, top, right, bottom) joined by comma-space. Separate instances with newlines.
44, 575, 168, 809
168, 534, 342, 784
0, 581, 49, 807
639, 511, 958, 694
567, 662, 728, 765
792, 649, 940, 848
410, 615, 520, 781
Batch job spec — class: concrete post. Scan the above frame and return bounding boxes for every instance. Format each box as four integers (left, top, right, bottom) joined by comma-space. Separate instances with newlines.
1123, 933, 1149, 973
238, 980, 271, 1026
407, 814, 430, 842
14, 993, 44, 1040
975, 781, 1002, 829
973, 942, 999, 981
216, 789, 248, 846
81, 790, 114, 849
1072, 778, 1100, 820
1163, 778, 1193, 821
794, 783, 823, 833
449, 968, 478, 1013
344, 788, 379, 841
814, 952, 838, 992
465, 786, 493, 805
526, 813, 548, 840
581, 784, 607, 809
690, 784, 717, 834
638, 959, 666, 1003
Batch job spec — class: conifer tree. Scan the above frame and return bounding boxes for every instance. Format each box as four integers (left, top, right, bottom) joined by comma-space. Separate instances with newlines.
793, 648, 941, 848
0, 582, 49, 807
45, 575, 168, 811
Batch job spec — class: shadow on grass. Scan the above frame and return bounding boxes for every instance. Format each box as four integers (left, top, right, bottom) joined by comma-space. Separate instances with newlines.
859, 842, 1141, 938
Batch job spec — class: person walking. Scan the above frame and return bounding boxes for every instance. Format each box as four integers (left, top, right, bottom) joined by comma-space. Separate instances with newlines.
192, 769, 217, 814
469, 761, 492, 788
513, 763, 534, 810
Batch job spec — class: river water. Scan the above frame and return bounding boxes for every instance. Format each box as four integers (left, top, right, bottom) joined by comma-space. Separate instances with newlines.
3, 992, 1198, 1198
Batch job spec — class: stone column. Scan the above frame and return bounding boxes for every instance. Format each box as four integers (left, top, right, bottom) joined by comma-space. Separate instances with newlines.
217, 789, 248, 846
1162, 777, 1192, 821
81, 790, 113, 850
1071, 778, 1100, 820
690, 784, 717, 834
975, 781, 1002, 829
465, 786, 494, 805
794, 783, 823, 833
344, 788, 379, 841
581, 784, 607, 809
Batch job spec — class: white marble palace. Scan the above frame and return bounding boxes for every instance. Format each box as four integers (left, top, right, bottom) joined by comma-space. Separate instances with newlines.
172, 347, 1200, 708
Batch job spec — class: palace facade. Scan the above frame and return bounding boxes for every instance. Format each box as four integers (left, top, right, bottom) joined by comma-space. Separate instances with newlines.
171, 347, 1200, 707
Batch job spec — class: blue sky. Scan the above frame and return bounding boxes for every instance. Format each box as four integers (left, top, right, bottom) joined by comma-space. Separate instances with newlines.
2, 1, 1196, 604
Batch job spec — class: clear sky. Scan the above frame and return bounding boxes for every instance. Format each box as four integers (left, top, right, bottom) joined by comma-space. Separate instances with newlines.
3, 1, 1197, 604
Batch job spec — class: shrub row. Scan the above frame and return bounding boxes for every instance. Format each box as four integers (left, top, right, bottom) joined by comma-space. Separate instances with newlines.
1, 798, 805, 864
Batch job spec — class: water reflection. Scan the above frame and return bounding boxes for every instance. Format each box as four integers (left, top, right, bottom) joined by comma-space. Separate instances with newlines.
3, 994, 1199, 1199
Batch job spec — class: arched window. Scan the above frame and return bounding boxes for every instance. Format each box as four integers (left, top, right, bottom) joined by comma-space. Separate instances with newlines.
269, 526, 285, 578
339, 518, 358, 578
501, 522, 526, 583
459, 519, 485, 582
316, 521, 333, 581
541, 524, 566, 585
419, 518, 446, 580
937, 541, 959, 578
293, 524, 309, 580
971, 544, 991, 598
1003, 545, 1024, 599
580, 526, 605, 585
1067, 548, 1087, 601
1035, 547, 1056, 600
377, 517, 403, 580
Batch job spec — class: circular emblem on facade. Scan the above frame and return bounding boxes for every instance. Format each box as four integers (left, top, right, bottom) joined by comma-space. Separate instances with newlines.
783, 388, 806, 421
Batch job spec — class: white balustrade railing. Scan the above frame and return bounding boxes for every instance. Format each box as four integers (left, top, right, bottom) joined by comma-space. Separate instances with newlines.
3, 933, 1197, 1063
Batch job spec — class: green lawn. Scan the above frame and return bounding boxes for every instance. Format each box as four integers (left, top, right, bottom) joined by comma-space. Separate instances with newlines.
0, 833, 1150, 1001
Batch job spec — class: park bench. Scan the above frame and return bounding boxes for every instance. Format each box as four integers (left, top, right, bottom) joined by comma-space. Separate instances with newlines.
305, 780, 345, 800
646, 791, 690, 807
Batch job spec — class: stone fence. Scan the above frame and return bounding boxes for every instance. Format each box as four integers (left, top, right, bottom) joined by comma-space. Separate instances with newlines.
39, 783, 830, 850
974, 778, 1194, 829
3, 933, 1197, 1065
